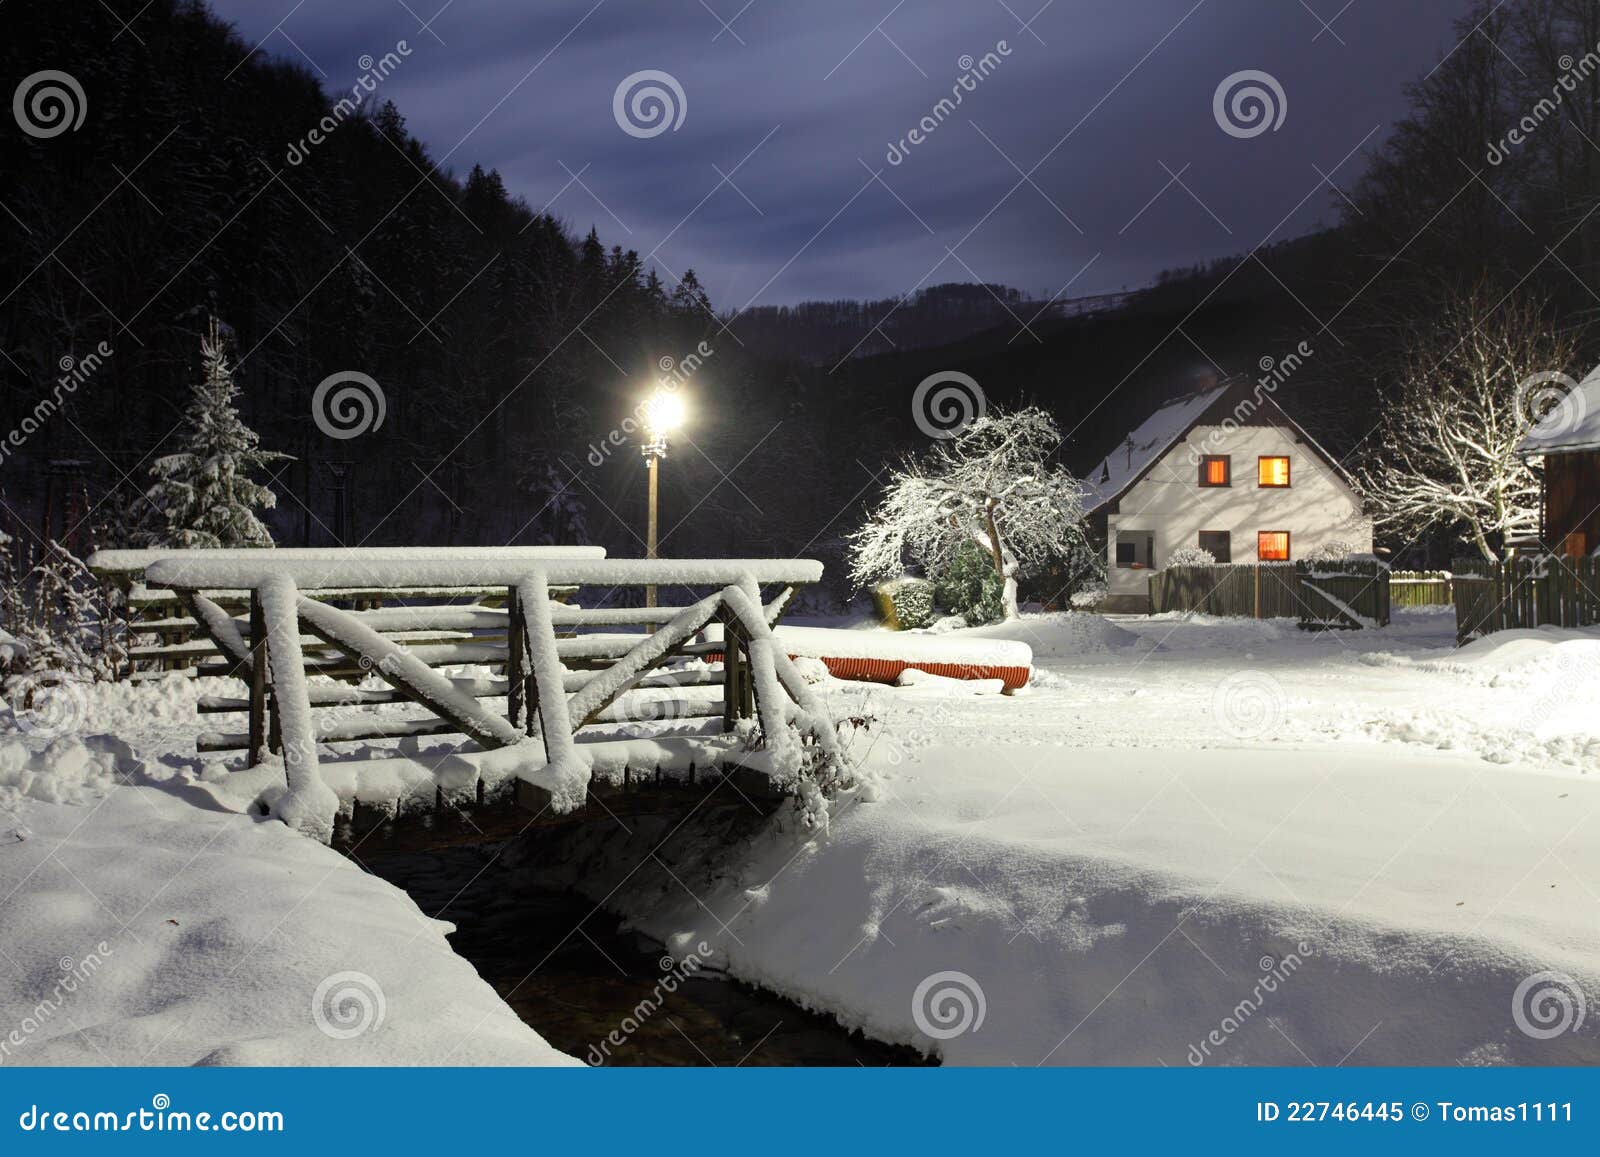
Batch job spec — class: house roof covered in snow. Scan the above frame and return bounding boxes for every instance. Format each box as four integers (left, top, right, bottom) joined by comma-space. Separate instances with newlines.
1080, 377, 1353, 514
1516, 372, 1600, 455
1079, 385, 1228, 513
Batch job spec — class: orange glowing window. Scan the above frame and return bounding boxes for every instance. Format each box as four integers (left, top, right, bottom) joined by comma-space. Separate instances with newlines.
1258, 456, 1291, 487
1257, 531, 1290, 561
1198, 455, 1230, 487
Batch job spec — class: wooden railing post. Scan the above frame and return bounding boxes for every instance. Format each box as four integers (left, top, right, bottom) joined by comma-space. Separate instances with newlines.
248, 591, 268, 765
721, 608, 752, 731
506, 584, 541, 737
506, 584, 525, 730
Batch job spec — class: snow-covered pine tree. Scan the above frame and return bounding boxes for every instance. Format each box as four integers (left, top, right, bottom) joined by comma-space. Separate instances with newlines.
848, 407, 1089, 620
142, 316, 287, 548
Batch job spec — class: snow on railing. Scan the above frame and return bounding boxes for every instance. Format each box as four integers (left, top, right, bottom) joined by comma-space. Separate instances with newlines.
143, 556, 821, 590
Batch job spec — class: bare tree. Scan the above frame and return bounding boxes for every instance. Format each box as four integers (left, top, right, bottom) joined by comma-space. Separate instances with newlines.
848, 407, 1088, 619
1362, 288, 1585, 561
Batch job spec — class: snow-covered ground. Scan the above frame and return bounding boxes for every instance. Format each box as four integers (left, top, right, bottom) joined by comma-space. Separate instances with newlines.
0, 730, 575, 1066
517, 609, 1600, 1066
3, 608, 1597, 1066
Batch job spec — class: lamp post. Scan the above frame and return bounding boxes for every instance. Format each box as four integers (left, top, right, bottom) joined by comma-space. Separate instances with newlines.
640, 389, 686, 607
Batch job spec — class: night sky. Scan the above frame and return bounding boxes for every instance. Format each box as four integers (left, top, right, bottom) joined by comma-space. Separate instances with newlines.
205, 1, 1472, 307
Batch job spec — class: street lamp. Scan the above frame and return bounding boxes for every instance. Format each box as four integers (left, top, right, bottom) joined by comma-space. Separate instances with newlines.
641, 388, 686, 607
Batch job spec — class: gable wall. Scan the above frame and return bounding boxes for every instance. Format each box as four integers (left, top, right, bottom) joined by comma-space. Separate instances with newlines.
1105, 423, 1371, 600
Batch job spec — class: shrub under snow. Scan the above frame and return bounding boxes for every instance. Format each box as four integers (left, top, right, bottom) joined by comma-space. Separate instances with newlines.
1164, 546, 1217, 568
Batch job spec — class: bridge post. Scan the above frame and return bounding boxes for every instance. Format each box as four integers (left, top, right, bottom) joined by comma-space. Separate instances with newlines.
248, 592, 268, 765
721, 609, 753, 730
506, 585, 525, 730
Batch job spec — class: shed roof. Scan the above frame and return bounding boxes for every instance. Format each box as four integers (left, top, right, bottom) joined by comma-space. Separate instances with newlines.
1516, 372, 1600, 455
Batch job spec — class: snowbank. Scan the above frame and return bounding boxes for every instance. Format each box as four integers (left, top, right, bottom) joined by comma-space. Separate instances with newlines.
955, 611, 1143, 659
534, 741, 1600, 1066
0, 736, 118, 808
0, 781, 577, 1066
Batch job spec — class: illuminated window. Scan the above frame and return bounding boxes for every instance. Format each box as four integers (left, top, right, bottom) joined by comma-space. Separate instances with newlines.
1257, 531, 1290, 561
1258, 456, 1291, 487
1198, 455, 1230, 487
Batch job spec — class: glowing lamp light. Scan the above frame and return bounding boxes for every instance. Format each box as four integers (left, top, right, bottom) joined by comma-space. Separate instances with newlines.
643, 390, 686, 435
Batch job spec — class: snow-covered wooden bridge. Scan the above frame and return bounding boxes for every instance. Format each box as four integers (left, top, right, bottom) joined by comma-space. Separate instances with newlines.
120, 550, 837, 841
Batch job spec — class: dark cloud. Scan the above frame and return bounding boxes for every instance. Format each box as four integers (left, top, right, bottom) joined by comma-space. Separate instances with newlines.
208, 0, 1473, 307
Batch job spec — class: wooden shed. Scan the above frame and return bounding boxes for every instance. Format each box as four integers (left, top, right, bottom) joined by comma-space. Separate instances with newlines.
1517, 375, 1600, 558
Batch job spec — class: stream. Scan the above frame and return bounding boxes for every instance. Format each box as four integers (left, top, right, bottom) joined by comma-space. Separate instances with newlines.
355, 832, 930, 1067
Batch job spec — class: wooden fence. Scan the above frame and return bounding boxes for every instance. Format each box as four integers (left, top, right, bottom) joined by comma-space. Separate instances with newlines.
1452, 556, 1600, 645
1148, 564, 1301, 618
1389, 571, 1453, 609
1148, 561, 1390, 628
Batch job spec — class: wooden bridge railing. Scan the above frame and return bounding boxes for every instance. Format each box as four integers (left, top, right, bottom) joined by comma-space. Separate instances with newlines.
142, 554, 831, 840
87, 547, 608, 677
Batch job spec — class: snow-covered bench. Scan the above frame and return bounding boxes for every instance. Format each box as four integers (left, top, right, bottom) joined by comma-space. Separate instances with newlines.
142, 554, 834, 840
704, 623, 1033, 691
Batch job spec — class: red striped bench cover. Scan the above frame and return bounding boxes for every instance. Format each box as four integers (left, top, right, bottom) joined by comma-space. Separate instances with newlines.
703, 625, 1032, 691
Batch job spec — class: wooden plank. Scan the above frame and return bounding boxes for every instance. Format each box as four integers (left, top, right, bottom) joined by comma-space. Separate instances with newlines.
199, 715, 462, 752
569, 596, 726, 728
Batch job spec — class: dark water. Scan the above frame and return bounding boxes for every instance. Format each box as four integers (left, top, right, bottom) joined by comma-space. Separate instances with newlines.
354, 833, 929, 1067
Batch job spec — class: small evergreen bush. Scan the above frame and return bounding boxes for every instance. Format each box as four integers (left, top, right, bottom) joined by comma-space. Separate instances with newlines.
872, 577, 936, 630
934, 542, 1005, 626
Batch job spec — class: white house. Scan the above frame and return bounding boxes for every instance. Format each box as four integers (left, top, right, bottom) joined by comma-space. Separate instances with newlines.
1082, 378, 1372, 612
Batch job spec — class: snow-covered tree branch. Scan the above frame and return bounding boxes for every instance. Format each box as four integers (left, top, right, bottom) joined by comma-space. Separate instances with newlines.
848, 407, 1089, 619
1361, 288, 1584, 562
